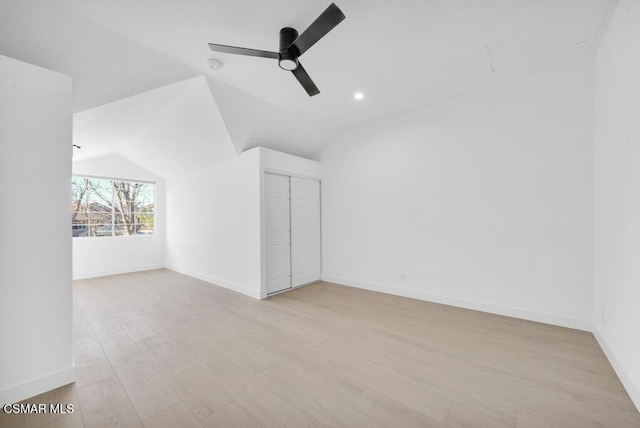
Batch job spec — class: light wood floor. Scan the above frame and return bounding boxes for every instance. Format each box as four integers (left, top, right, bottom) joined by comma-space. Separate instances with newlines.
2, 269, 639, 427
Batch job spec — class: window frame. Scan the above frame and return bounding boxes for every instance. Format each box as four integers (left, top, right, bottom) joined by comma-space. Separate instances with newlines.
72, 174, 156, 239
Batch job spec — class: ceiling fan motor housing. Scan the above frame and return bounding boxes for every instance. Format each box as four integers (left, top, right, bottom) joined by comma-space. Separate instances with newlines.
278, 27, 299, 70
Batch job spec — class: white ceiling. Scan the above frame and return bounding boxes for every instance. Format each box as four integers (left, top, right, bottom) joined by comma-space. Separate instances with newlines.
0, 0, 616, 176
73, 76, 236, 179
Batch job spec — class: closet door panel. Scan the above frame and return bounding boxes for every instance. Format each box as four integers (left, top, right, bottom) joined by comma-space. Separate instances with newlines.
265, 173, 291, 294
291, 177, 321, 287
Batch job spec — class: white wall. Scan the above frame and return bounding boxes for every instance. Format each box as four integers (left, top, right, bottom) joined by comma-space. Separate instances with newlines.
72, 154, 165, 279
0, 55, 74, 404
593, 0, 640, 410
320, 62, 594, 330
166, 149, 262, 298
165, 147, 321, 299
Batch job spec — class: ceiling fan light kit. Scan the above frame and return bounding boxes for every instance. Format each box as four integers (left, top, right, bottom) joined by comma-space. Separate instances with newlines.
208, 3, 345, 96
278, 27, 300, 71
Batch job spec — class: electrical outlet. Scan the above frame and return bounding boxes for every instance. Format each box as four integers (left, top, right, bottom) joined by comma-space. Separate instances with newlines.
400, 273, 406, 282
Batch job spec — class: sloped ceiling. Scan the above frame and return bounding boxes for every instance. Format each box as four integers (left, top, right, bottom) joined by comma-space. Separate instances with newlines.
0, 0, 199, 112
0, 0, 617, 176
73, 76, 236, 179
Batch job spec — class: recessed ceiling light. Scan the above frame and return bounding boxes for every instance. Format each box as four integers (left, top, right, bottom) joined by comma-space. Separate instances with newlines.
354, 92, 364, 100
208, 58, 223, 71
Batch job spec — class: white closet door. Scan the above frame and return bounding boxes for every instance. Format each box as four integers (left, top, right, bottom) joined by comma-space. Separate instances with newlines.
265, 173, 291, 294
291, 177, 321, 287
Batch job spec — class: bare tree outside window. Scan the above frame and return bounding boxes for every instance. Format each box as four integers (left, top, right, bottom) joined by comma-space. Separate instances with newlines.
72, 176, 155, 237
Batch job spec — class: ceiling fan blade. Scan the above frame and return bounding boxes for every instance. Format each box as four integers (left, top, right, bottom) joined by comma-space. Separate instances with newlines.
289, 3, 345, 56
208, 43, 279, 59
292, 62, 320, 96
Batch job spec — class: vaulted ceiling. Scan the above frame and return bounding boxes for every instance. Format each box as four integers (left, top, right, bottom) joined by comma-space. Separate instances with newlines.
0, 0, 616, 178
72, 76, 236, 179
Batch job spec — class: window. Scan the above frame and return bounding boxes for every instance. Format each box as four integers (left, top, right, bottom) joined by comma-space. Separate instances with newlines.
71, 176, 155, 237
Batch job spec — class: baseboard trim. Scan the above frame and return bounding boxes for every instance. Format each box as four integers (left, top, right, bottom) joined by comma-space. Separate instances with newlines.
322, 275, 592, 331
73, 264, 165, 280
593, 327, 640, 412
166, 265, 261, 300
0, 365, 75, 405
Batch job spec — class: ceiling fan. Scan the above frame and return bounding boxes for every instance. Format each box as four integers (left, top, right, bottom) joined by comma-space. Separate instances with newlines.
208, 3, 345, 97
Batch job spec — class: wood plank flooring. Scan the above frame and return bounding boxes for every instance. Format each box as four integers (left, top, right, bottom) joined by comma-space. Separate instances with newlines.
2, 269, 639, 427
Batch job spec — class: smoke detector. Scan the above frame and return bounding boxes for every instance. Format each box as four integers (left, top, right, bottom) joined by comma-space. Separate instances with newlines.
208, 58, 223, 71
